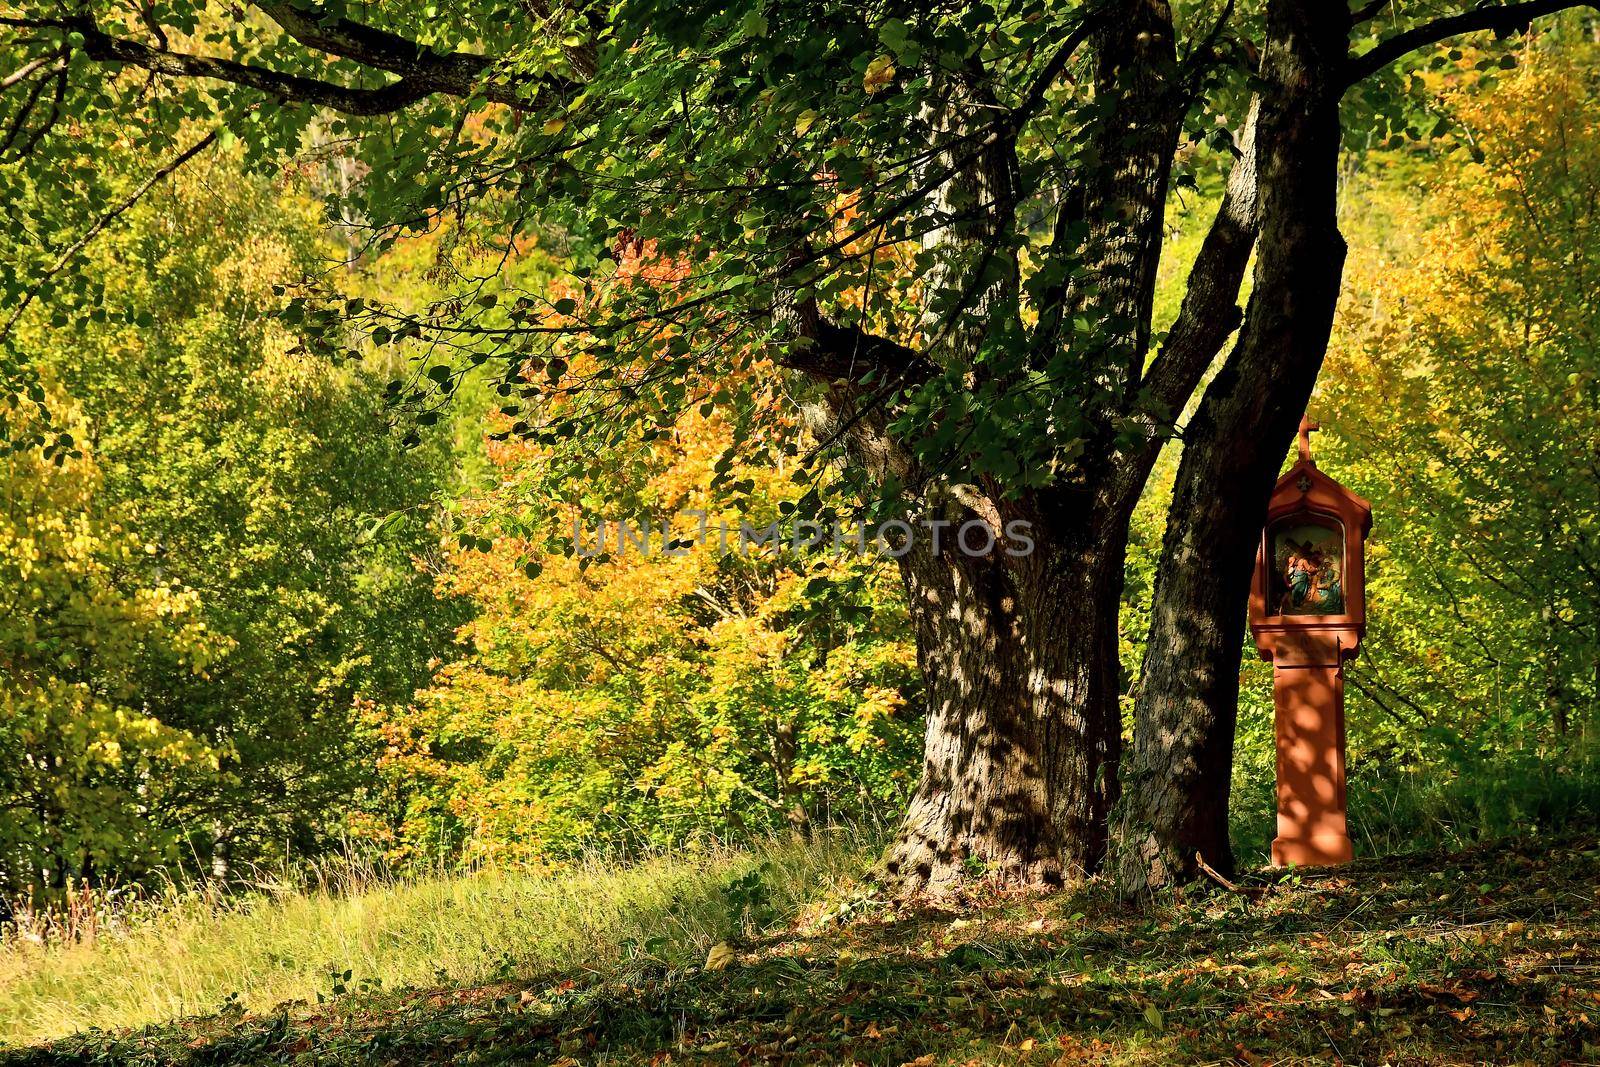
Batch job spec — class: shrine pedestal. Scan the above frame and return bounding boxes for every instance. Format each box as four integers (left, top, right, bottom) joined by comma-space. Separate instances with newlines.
1264, 633, 1353, 867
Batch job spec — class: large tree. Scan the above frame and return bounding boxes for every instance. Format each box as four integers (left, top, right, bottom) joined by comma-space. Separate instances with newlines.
1108, 1, 1598, 894
3, 0, 1593, 893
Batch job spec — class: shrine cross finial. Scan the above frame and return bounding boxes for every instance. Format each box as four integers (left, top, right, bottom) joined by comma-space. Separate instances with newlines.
1297, 415, 1320, 466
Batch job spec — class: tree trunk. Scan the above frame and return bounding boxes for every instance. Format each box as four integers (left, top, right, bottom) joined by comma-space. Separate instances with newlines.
211, 820, 232, 881
1590, 621, 1599, 742
1545, 639, 1569, 738
796, 1, 1188, 895
1112, 0, 1352, 896
771, 719, 814, 838
882, 509, 1126, 891
812, 27, 1155, 890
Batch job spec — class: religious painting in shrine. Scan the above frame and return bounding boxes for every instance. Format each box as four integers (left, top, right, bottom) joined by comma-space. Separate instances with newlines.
1270, 520, 1345, 616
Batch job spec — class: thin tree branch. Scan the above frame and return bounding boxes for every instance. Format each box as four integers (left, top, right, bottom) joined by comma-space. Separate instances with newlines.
11, 62, 64, 158
1179, 0, 1239, 84
1011, 8, 1103, 123
1346, 668, 1439, 727
1, 51, 59, 89
0, 128, 219, 344
0, 58, 58, 156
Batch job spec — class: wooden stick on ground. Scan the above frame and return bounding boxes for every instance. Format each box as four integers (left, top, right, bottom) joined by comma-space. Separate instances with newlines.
1195, 852, 1264, 899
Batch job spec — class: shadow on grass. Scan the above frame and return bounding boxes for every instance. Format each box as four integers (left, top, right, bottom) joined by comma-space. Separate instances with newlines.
6, 835, 1598, 1066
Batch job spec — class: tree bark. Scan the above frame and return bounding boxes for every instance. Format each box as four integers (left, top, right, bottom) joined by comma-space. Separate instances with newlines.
211, 821, 231, 881
882, 505, 1126, 890
1112, 0, 1352, 896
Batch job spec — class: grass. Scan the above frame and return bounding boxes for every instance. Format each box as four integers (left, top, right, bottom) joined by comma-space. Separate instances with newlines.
1227, 743, 1600, 864
0, 830, 871, 1049
4, 830, 1600, 1064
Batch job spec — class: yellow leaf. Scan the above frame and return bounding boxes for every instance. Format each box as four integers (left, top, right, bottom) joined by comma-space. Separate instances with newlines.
794, 109, 818, 136
542, 117, 566, 135
863, 55, 896, 95
705, 942, 736, 971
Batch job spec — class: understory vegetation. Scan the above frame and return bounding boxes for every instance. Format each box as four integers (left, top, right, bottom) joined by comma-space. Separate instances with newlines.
0, 833, 873, 1048
4, 833, 1598, 1063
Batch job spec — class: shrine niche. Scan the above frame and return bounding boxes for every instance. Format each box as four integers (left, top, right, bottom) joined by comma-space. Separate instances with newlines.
1270, 519, 1345, 616
1249, 417, 1373, 868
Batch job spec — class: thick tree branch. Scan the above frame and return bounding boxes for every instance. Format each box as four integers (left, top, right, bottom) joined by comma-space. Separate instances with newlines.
4, 10, 555, 115
249, 1, 589, 97
160, 57, 424, 113
777, 308, 935, 386
249, 0, 491, 83
1137, 97, 1260, 423
1096, 98, 1259, 519
1041, 2, 1185, 426
67, 18, 442, 114
1345, 0, 1599, 86
772, 284, 936, 487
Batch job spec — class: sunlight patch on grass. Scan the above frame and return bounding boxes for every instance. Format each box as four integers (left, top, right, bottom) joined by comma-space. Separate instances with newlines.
0, 831, 872, 1046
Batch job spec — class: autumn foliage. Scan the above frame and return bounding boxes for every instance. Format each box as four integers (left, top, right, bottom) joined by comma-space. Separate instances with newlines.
357, 245, 921, 866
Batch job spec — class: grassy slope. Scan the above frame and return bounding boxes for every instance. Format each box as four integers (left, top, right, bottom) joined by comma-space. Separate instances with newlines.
0, 834, 869, 1048
4, 835, 1600, 1066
